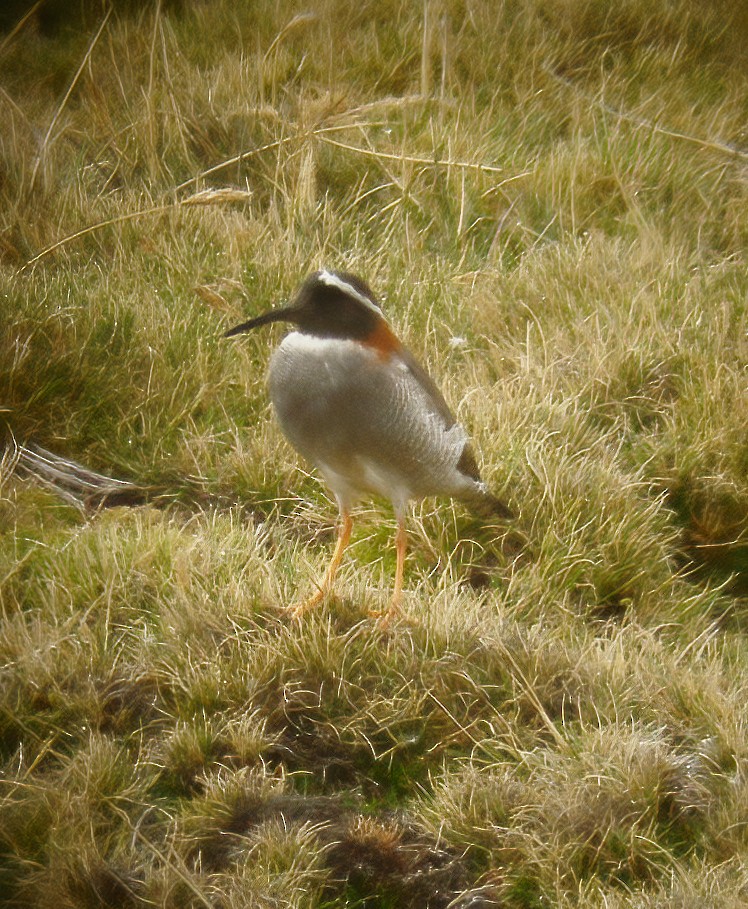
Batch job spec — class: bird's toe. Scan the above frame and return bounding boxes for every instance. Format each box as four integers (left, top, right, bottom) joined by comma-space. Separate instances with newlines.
287, 589, 326, 619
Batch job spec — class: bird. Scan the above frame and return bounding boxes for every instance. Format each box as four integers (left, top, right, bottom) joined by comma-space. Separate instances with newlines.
225, 270, 512, 623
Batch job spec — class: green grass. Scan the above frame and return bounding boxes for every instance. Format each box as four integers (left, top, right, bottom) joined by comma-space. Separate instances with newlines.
1, 0, 747, 906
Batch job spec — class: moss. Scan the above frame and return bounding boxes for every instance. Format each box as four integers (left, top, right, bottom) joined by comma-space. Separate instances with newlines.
0, 0, 747, 905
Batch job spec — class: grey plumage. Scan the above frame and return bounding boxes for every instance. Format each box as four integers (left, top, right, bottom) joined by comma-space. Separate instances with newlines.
225, 269, 511, 620
269, 330, 497, 519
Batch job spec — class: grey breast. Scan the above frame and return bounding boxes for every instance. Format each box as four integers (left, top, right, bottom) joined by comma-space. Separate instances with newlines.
268, 332, 473, 500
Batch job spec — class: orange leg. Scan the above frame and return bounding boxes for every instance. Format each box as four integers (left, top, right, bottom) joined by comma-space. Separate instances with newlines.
290, 510, 352, 618
371, 514, 407, 627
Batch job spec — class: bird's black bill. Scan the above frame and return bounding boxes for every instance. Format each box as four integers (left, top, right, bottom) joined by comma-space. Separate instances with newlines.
223, 306, 297, 338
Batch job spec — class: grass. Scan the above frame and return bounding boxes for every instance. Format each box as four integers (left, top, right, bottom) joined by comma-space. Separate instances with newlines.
1, 0, 747, 905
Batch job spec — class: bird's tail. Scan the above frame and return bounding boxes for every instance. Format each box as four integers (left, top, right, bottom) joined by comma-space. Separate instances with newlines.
483, 492, 514, 520
464, 486, 514, 521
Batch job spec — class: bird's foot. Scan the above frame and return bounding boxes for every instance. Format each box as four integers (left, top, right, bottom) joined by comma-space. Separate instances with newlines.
368, 600, 417, 629
287, 588, 326, 619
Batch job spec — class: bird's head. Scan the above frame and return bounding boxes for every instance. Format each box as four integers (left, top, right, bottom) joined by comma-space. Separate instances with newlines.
224, 270, 386, 341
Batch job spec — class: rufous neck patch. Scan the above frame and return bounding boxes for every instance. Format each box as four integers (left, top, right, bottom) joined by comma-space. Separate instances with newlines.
364, 320, 403, 359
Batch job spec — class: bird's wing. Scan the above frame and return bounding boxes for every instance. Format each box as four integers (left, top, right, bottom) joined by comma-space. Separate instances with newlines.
397, 345, 488, 488
397, 346, 457, 429
394, 345, 512, 517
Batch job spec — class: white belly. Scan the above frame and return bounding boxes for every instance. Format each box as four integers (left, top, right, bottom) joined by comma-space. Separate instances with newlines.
267, 331, 474, 508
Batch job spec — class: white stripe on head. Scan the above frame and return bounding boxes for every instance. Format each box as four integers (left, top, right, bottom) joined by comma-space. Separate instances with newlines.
317, 270, 382, 315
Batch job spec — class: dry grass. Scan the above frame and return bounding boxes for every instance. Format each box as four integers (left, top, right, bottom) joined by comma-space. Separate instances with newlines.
1, 0, 747, 906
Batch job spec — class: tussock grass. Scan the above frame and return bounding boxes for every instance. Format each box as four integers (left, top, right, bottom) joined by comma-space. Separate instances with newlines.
1, 0, 747, 906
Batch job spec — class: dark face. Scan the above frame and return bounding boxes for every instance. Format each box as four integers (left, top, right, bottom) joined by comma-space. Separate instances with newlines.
224, 271, 383, 340
291, 272, 381, 340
